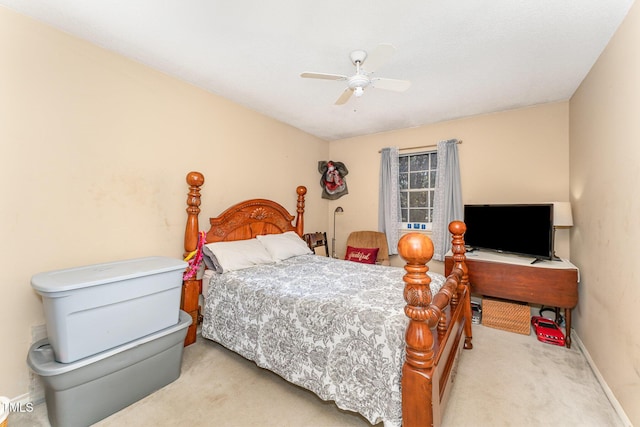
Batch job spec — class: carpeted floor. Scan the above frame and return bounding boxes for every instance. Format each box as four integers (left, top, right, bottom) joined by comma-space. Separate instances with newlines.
11, 325, 624, 426
441, 325, 624, 427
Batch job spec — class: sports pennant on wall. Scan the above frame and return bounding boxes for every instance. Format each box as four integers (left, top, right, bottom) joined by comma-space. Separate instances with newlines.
318, 160, 348, 200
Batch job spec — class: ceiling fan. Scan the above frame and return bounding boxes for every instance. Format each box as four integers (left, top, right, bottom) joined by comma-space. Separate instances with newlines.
300, 44, 411, 105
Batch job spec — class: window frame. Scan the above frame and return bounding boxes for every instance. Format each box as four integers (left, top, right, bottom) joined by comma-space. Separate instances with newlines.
399, 150, 438, 232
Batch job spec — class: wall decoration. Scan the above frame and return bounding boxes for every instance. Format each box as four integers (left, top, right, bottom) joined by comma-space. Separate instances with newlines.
318, 160, 348, 200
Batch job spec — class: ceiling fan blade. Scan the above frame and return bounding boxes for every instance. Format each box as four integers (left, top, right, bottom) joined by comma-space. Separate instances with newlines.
335, 88, 353, 105
363, 43, 396, 72
300, 72, 347, 81
371, 77, 411, 92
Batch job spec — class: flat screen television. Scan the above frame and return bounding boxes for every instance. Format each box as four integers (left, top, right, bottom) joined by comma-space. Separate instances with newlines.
463, 204, 554, 260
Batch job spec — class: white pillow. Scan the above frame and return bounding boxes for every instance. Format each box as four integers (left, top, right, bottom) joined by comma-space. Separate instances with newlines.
202, 238, 274, 273
257, 231, 312, 261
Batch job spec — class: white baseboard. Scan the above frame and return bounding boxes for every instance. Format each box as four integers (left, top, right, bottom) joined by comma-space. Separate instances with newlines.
5, 392, 37, 415
573, 330, 633, 427
10, 393, 30, 405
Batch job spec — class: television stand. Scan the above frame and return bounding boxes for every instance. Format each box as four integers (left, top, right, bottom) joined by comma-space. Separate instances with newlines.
445, 250, 579, 348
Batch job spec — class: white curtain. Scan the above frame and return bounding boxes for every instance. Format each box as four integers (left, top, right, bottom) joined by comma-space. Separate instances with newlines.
378, 147, 400, 255
432, 139, 463, 261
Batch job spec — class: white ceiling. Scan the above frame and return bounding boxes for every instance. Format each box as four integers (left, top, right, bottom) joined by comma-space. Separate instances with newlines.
1, 1, 635, 141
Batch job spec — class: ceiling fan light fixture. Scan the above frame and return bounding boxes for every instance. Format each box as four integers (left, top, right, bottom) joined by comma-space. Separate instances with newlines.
348, 74, 370, 89
354, 86, 364, 97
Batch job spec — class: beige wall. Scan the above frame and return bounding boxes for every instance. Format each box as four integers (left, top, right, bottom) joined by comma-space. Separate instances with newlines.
0, 7, 328, 399
570, 1, 640, 424
329, 102, 572, 273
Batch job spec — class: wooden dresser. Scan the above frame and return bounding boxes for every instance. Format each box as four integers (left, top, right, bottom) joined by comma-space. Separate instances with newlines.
445, 251, 579, 347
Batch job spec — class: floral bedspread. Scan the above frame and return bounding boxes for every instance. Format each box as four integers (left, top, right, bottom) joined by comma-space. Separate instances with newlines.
202, 254, 445, 427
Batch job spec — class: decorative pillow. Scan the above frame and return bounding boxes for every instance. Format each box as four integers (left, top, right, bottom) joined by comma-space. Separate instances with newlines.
256, 231, 312, 261
344, 246, 379, 264
202, 238, 274, 273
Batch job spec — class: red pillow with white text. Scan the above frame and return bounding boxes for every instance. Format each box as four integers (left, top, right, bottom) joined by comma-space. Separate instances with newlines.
344, 246, 379, 264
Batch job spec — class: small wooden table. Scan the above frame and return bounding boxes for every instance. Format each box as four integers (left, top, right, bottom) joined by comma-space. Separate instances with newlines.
445, 251, 579, 348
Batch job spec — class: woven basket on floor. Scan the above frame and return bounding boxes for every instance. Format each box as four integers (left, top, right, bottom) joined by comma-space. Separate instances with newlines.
482, 297, 531, 335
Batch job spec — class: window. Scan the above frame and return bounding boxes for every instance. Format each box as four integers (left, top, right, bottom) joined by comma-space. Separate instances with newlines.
399, 151, 437, 230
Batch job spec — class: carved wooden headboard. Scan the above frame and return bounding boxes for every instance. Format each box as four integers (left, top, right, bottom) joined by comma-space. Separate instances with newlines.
205, 195, 306, 244
184, 171, 307, 253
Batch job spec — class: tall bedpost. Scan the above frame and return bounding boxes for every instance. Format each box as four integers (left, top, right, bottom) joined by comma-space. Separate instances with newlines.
183, 171, 204, 347
295, 185, 307, 237
185, 171, 205, 256
449, 220, 473, 350
399, 233, 438, 427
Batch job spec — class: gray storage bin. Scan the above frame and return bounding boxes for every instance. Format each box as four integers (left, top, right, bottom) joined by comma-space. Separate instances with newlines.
31, 256, 187, 363
27, 310, 191, 427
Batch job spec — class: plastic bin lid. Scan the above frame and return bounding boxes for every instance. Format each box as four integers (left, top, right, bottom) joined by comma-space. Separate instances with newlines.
31, 256, 187, 293
27, 310, 192, 375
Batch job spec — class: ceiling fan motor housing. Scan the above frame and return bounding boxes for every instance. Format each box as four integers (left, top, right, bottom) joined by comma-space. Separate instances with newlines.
348, 74, 370, 90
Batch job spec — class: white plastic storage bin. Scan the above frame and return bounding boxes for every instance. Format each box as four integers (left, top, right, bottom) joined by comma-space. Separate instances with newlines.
31, 256, 187, 363
28, 310, 191, 427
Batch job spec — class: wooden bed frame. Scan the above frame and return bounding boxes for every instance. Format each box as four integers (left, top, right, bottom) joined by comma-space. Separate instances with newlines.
182, 171, 473, 427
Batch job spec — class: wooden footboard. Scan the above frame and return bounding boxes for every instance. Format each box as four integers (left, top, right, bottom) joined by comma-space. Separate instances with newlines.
398, 221, 472, 427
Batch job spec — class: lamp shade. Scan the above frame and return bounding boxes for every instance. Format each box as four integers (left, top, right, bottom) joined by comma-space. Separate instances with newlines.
553, 202, 573, 227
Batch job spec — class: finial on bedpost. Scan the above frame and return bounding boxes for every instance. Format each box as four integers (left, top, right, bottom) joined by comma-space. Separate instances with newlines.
398, 232, 437, 427
295, 186, 307, 237
449, 220, 468, 297
449, 220, 473, 350
449, 220, 466, 261
185, 172, 204, 256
